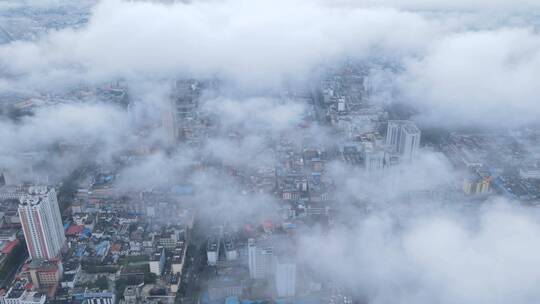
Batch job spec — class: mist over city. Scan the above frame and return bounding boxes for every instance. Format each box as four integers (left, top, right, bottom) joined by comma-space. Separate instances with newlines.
1, 1, 540, 304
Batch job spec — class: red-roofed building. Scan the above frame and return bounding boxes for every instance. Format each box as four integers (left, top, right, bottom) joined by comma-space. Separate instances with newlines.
21, 259, 63, 291
66, 225, 84, 237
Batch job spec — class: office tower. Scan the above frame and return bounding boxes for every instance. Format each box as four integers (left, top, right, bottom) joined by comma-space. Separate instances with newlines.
225, 238, 238, 261
149, 247, 166, 276
463, 176, 491, 195
207, 235, 221, 266
18, 186, 66, 260
363, 145, 385, 173
163, 80, 201, 145
248, 238, 274, 279
385, 120, 421, 162
385, 121, 402, 149
275, 257, 296, 297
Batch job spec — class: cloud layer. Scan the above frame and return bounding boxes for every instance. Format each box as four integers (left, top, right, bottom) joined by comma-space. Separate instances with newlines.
300, 200, 540, 304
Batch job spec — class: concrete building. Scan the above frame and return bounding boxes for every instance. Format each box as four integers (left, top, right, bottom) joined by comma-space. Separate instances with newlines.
149, 247, 166, 276
224, 238, 238, 261
81, 290, 116, 304
385, 120, 421, 163
248, 238, 274, 279
18, 186, 65, 260
363, 145, 385, 173
171, 243, 186, 274
208, 277, 244, 300
23, 259, 63, 290
163, 80, 201, 145
1, 288, 46, 304
207, 236, 220, 266
123, 285, 141, 304
275, 257, 296, 298
463, 176, 491, 195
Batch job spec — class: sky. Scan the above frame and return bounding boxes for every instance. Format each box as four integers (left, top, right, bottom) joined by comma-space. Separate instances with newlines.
1, 0, 540, 303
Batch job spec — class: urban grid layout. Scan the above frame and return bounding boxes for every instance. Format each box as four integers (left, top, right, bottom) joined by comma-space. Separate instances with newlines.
0, 1, 540, 304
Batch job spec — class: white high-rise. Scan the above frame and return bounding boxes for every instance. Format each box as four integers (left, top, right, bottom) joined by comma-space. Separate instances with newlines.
248, 238, 274, 279
19, 186, 65, 260
163, 80, 200, 145
275, 257, 296, 297
385, 120, 421, 162
363, 146, 386, 173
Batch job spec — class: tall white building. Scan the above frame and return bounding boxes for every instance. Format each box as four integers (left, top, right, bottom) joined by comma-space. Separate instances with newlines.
385, 120, 421, 163
163, 80, 201, 145
149, 247, 166, 276
363, 145, 386, 173
18, 186, 65, 260
275, 257, 296, 297
207, 236, 221, 266
248, 238, 274, 279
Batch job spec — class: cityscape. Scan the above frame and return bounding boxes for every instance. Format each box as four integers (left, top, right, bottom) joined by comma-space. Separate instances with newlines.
1, 1, 540, 304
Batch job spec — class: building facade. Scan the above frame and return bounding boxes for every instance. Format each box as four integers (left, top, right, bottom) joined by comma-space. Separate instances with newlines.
248, 238, 274, 279
18, 187, 65, 260
385, 120, 421, 163
275, 257, 296, 297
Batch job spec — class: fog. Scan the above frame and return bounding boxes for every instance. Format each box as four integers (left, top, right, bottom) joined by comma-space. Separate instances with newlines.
399, 28, 540, 128
1, 0, 540, 303
300, 200, 540, 304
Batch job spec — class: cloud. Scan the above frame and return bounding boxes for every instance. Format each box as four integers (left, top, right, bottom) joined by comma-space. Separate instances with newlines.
299, 199, 540, 304
115, 151, 196, 190
398, 28, 540, 128
0, 102, 132, 183
2, 1, 540, 302
0, 102, 130, 153
317, 0, 540, 11
202, 96, 305, 132
327, 149, 459, 206
0, 0, 439, 90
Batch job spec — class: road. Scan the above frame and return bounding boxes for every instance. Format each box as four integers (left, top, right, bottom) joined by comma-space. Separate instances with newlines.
176, 223, 206, 304
0, 248, 28, 288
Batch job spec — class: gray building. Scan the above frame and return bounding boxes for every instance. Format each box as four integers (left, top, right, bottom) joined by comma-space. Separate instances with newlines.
385, 120, 421, 163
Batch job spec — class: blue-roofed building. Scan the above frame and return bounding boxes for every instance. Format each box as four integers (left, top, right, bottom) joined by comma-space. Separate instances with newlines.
95, 241, 111, 258
226, 296, 240, 304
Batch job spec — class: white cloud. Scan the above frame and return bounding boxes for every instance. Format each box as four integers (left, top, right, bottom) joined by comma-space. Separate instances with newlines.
399, 28, 540, 128
0, 0, 439, 90
300, 200, 540, 304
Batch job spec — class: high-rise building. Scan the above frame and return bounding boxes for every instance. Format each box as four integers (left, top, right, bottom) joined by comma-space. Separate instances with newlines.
363, 145, 386, 173
149, 247, 166, 276
463, 176, 491, 195
275, 257, 296, 297
163, 80, 201, 145
224, 237, 238, 261
385, 120, 421, 162
248, 238, 274, 279
18, 186, 65, 260
207, 236, 221, 266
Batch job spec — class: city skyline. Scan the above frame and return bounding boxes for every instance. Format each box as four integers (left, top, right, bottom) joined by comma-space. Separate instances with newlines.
0, 1, 540, 304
